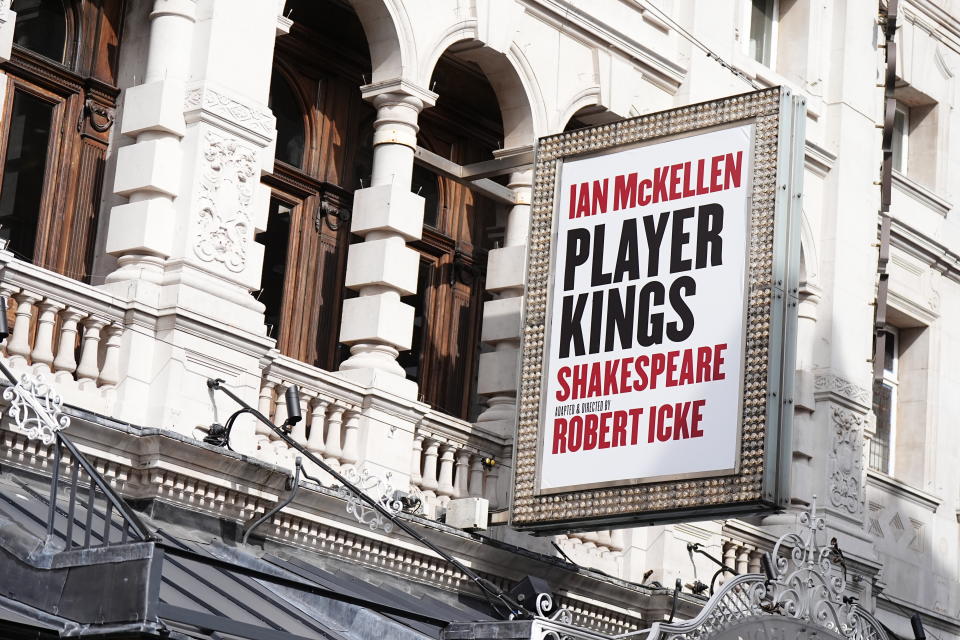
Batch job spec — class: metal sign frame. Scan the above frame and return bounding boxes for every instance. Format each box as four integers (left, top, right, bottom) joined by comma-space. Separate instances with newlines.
511, 87, 805, 532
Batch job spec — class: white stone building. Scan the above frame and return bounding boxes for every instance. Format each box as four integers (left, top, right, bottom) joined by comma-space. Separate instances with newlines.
0, 0, 956, 638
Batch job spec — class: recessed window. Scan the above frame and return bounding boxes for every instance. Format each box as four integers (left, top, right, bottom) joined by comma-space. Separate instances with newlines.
748, 0, 777, 66
0, 90, 55, 261
256, 199, 294, 340
891, 103, 909, 174
411, 164, 440, 228
269, 73, 305, 168
12, 0, 68, 64
870, 328, 898, 474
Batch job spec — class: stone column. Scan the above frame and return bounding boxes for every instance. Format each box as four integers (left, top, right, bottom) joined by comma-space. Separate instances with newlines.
475, 169, 532, 436
100, 0, 280, 436
336, 81, 436, 399
106, 0, 196, 284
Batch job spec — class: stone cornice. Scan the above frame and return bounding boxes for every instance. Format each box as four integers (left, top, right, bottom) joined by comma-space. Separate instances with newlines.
892, 171, 952, 217
521, 0, 685, 93
812, 370, 872, 412
183, 82, 276, 145
866, 469, 942, 513
889, 216, 960, 284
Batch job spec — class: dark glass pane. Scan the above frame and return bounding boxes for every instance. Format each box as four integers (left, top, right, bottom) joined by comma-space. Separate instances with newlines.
255, 200, 293, 339
869, 383, 893, 472
13, 0, 67, 64
411, 164, 440, 228
749, 0, 774, 65
0, 90, 54, 261
398, 260, 431, 382
269, 74, 305, 168
882, 329, 896, 373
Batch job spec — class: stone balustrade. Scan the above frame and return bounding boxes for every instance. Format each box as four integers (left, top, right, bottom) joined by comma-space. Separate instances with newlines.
0, 253, 126, 414
554, 530, 625, 577
410, 412, 504, 516
253, 354, 366, 479
717, 534, 770, 588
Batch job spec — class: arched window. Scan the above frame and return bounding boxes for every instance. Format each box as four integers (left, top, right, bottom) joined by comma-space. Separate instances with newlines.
260, 2, 373, 370
12, 0, 68, 64
0, 0, 123, 281
269, 73, 305, 168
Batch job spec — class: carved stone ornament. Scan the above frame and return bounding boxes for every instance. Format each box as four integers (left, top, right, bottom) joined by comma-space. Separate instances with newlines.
527, 501, 888, 640
194, 131, 258, 272
3, 373, 70, 445
829, 406, 864, 514
814, 373, 871, 407
183, 87, 275, 137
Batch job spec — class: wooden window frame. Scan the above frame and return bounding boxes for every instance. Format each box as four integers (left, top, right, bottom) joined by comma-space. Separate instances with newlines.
0, 0, 124, 281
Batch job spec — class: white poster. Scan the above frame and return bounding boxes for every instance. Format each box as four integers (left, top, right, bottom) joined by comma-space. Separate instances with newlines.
538, 124, 753, 493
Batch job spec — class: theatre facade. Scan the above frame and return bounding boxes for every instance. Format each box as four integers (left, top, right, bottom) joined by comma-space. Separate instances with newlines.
0, 1, 959, 639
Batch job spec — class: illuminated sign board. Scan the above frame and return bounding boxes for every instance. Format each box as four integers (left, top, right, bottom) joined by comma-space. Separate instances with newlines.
511, 87, 805, 532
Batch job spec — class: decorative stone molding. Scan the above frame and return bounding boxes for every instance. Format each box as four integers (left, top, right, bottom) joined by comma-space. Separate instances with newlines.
829, 406, 864, 515
184, 85, 275, 140
814, 372, 871, 409
194, 131, 258, 272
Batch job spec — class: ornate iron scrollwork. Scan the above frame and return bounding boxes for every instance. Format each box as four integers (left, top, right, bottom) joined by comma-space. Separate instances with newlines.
527, 499, 890, 640
3, 373, 70, 444
337, 466, 405, 533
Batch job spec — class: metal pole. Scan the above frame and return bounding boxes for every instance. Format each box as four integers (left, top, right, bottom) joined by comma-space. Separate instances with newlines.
206, 378, 528, 618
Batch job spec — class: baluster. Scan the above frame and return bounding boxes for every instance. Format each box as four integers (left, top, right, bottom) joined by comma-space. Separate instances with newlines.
269, 387, 292, 467
0, 284, 18, 355
339, 409, 361, 469
97, 324, 123, 388
468, 455, 484, 498
719, 541, 737, 587
420, 440, 440, 497
610, 529, 626, 552
75, 318, 106, 384
748, 549, 763, 574
409, 434, 424, 489
323, 404, 344, 470
257, 381, 276, 422
7, 291, 40, 365
273, 388, 289, 429
254, 382, 277, 461
736, 546, 751, 575
30, 299, 64, 373
437, 445, 456, 501
483, 462, 498, 507
453, 449, 470, 498
53, 308, 85, 376
306, 397, 328, 458
596, 530, 613, 552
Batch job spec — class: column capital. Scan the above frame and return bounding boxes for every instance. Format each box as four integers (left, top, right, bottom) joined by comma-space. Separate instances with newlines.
361, 79, 438, 110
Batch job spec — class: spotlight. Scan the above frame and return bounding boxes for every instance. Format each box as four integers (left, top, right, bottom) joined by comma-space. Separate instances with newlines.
481, 457, 496, 469
911, 614, 926, 640
284, 385, 302, 429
